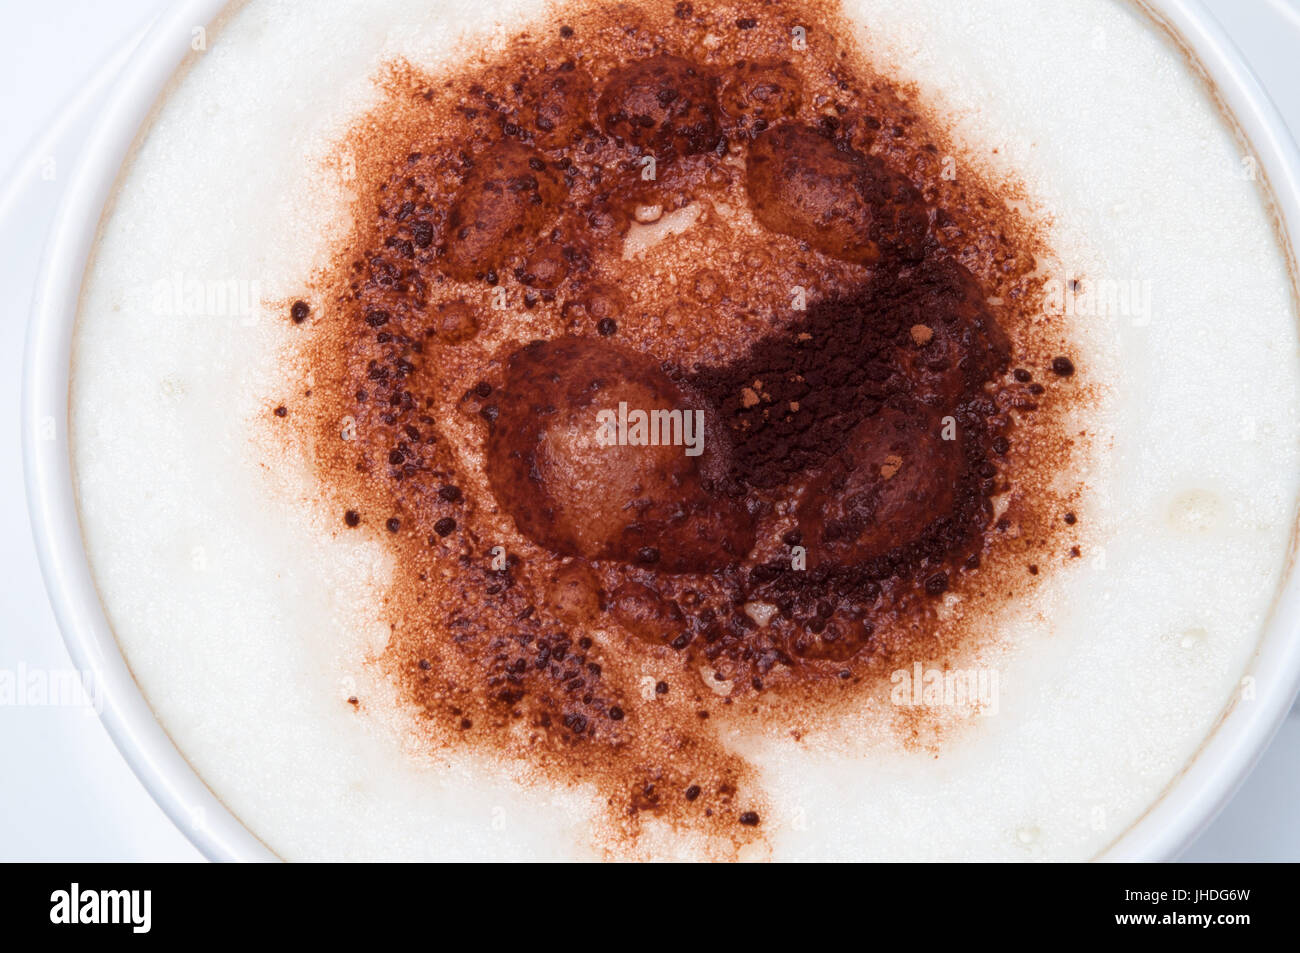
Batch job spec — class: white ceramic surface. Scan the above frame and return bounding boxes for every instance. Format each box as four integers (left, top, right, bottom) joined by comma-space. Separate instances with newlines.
18, 0, 1300, 861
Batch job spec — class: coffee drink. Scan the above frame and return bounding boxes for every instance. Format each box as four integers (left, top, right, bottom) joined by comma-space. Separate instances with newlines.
69, 0, 1300, 860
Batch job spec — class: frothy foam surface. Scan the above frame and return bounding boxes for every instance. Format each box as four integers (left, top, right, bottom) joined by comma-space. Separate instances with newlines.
70, 0, 1299, 860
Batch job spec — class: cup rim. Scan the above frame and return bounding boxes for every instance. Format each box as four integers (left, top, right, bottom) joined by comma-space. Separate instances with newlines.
22, 0, 276, 862
1085, 0, 1300, 861
21, 0, 1300, 862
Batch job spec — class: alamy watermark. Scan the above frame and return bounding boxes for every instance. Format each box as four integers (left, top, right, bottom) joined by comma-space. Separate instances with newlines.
1042, 275, 1154, 326
596, 402, 705, 457
149, 272, 264, 324
890, 662, 1000, 716
0, 664, 102, 713
50, 884, 151, 934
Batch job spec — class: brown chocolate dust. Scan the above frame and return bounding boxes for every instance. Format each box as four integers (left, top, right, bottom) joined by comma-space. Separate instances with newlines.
276, 0, 1094, 859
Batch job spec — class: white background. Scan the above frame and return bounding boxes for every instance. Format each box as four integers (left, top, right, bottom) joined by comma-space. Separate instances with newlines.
1, 0, 1297, 861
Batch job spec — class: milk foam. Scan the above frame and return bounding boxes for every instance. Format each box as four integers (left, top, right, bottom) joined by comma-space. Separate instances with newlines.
70, 0, 1300, 860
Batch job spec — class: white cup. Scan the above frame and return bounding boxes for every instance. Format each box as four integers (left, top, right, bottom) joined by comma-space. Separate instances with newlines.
21, 0, 1300, 861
